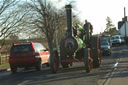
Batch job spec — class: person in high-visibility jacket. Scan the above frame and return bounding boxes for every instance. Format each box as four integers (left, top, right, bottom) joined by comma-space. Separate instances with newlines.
74, 24, 84, 40
73, 24, 84, 51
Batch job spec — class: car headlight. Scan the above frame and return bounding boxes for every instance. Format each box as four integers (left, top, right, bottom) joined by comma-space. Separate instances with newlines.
107, 46, 110, 49
103, 46, 110, 50
104, 48, 108, 50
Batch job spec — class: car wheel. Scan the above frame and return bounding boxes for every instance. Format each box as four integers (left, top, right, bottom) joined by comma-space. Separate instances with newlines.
35, 59, 42, 71
108, 52, 111, 56
46, 63, 50, 67
10, 65, 17, 74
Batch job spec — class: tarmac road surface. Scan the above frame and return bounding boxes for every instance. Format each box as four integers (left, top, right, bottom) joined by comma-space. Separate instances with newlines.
0, 45, 128, 85
98, 45, 128, 85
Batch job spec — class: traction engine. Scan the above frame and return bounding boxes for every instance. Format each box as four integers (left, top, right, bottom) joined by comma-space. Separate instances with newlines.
50, 5, 102, 73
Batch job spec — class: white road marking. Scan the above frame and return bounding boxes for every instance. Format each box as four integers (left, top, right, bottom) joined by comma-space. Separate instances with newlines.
104, 61, 119, 85
114, 62, 118, 67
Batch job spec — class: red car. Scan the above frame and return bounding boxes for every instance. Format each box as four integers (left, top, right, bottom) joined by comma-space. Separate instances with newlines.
9, 42, 50, 73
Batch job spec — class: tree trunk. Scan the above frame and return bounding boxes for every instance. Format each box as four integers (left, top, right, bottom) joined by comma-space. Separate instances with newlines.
47, 38, 54, 54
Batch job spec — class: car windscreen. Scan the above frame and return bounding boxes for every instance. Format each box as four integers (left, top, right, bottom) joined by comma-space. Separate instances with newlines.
101, 42, 109, 45
121, 37, 124, 39
101, 37, 108, 41
112, 36, 120, 39
11, 44, 33, 53
101, 36, 110, 42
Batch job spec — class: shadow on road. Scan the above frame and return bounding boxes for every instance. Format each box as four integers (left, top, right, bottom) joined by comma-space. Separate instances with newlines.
0, 65, 101, 85
1, 45, 128, 85
98, 45, 128, 85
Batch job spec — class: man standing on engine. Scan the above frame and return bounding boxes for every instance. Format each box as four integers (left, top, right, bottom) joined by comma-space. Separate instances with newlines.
83, 20, 93, 41
83, 20, 93, 34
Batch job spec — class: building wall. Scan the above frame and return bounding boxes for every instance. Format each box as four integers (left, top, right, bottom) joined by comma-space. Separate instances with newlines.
119, 21, 128, 37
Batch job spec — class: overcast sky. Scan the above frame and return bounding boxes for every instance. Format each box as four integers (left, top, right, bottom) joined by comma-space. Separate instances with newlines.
51, 0, 128, 34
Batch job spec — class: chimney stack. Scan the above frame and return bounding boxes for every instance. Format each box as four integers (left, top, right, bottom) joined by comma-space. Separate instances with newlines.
124, 7, 126, 17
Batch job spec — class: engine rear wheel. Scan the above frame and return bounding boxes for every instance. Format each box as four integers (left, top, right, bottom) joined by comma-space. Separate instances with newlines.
84, 48, 93, 73
50, 50, 59, 73
91, 36, 101, 68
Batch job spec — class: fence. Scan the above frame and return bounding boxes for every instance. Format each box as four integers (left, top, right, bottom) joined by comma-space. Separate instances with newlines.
0, 53, 9, 65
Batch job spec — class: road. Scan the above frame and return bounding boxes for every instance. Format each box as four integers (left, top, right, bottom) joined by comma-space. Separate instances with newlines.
0, 45, 128, 85
99, 45, 128, 85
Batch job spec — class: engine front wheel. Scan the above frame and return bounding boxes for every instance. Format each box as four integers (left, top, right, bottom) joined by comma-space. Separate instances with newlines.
50, 50, 59, 73
61, 62, 69, 68
84, 48, 93, 73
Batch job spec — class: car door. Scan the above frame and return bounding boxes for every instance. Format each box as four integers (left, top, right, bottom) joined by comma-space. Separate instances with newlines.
39, 44, 50, 64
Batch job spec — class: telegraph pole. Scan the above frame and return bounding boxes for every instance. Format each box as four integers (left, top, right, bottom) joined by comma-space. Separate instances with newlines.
124, 7, 126, 17
124, 7, 127, 37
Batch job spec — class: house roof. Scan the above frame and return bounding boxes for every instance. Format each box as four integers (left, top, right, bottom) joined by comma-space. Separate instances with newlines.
118, 16, 128, 29
118, 21, 125, 29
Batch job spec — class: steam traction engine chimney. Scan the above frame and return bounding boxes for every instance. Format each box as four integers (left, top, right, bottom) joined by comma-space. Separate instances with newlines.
65, 5, 72, 37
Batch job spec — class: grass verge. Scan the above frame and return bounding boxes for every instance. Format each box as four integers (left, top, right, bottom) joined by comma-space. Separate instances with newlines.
0, 63, 9, 69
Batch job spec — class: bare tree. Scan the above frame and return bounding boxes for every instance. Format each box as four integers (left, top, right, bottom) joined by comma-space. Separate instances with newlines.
0, 0, 18, 50
18, 0, 81, 53
19, 0, 67, 52
0, 0, 29, 50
